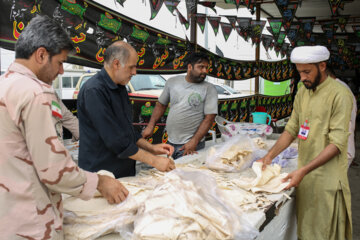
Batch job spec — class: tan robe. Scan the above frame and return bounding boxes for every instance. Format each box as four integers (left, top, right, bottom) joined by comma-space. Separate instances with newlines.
0, 63, 98, 239
285, 76, 353, 240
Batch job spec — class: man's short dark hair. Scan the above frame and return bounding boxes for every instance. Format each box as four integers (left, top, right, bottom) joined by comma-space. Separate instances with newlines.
186, 52, 209, 66
15, 14, 73, 59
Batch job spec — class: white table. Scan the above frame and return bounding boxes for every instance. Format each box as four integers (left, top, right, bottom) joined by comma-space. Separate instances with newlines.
63, 136, 298, 240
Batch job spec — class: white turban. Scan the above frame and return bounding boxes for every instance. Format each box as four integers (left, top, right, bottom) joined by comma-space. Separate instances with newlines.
290, 46, 330, 64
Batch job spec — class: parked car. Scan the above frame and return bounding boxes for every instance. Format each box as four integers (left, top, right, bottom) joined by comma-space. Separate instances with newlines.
53, 70, 91, 99
213, 83, 245, 99
73, 73, 166, 99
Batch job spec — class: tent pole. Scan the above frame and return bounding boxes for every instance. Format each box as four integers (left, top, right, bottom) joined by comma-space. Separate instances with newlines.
190, 4, 198, 52
255, 2, 260, 94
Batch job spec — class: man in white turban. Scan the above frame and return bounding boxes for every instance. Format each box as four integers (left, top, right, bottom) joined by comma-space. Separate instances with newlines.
259, 45, 353, 240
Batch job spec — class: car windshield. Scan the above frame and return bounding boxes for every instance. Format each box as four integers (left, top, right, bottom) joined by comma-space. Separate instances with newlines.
221, 84, 240, 94
79, 76, 93, 89
130, 75, 166, 91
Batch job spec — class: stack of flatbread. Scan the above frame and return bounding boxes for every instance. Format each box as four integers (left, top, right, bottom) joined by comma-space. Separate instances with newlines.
133, 170, 259, 240
232, 162, 289, 193
206, 145, 253, 172
63, 170, 139, 240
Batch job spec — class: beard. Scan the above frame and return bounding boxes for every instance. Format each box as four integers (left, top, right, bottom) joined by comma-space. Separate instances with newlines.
303, 65, 321, 90
39, 59, 57, 84
189, 71, 206, 83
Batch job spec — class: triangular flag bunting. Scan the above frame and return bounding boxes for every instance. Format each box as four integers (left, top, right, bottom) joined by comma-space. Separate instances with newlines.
281, 43, 289, 58
334, 35, 348, 55
268, 18, 283, 41
298, 17, 316, 40
322, 26, 338, 46
262, 34, 274, 52
276, 31, 287, 47
149, 0, 164, 20
223, 15, 238, 29
287, 23, 300, 47
244, 0, 256, 11
223, 0, 242, 10
198, 1, 217, 14
282, 3, 298, 32
352, 25, 360, 38
220, 22, 233, 41
176, 9, 190, 30
333, 15, 349, 33
164, 0, 180, 14
195, 13, 207, 33
250, 20, 266, 45
207, 16, 221, 36
115, 0, 126, 7
328, 0, 342, 15
237, 17, 252, 41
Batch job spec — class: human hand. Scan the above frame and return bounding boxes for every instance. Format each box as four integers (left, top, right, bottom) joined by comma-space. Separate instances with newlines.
179, 139, 198, 156
282, 168, 307, 190
152, 156, 176, 172
152, 143, 174, 156
256, 156, 273, 170
142, 125, 154, 139
96, 175, 129, 204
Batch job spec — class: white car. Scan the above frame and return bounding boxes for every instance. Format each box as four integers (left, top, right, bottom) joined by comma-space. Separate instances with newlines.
212, 83, 245, 99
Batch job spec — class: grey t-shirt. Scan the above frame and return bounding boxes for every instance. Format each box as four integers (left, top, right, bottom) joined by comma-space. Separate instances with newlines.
158, 75, 218, 144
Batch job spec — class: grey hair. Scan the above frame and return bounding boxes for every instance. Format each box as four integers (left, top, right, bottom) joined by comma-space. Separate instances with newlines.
15, 14, 73, 59
104, 42, 131, 67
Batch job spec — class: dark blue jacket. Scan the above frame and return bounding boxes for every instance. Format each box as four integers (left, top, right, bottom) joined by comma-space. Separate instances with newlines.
77, 68, 141, 178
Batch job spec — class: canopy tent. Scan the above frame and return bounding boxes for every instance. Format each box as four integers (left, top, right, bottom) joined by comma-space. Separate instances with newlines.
0, 0, 293, 83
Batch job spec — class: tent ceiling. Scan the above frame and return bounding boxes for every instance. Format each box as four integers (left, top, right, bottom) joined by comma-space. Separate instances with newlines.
213, 0, 360, 32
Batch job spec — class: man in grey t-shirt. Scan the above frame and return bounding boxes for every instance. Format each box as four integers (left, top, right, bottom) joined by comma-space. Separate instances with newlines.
142, 52, 218, 159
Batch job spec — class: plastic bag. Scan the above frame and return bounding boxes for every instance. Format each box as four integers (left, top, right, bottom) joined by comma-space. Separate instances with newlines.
271, 147, 298, 168
206, 134, 256, 172
63, 194, 137, 240
215, 116, 273, 142
132, 169, 259, 240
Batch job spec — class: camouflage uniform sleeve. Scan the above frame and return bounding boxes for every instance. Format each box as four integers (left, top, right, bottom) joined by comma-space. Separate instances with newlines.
20, 93, 98, 200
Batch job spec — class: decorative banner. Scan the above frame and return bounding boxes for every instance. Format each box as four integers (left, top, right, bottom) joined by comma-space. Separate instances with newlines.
276, 31, 287, 47
164, 0, 180, 14
224, 0, 243, 10
296, 40, 305, 47
287, 23, 300, 47
250, 20, 266, 45
244, 0, 256, 11
220, 22, 233, 41
323, 27, 337, 46
207, 16, 221, 36
332, 15, 349, 32
281, 3, 298, 32
3, 0, 349, 81
198, 1, 217, 14
223, 15, 238, 29
353, 25, 360, 38
334, 35, 348, 54
115, 0, 127, 7
281, 43, 289, 58
195, 13, 207, 33
268, 18, 283, 40
149, 0, 164, 20
262, 34, 274, 52
298, 17, 316, 40
237, 17, 252, 41
176, 9, 190, 30
321, 20, 338, 46
328, 0, 343, 15
276, 0, 289, 7
185, 0, 198, 19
